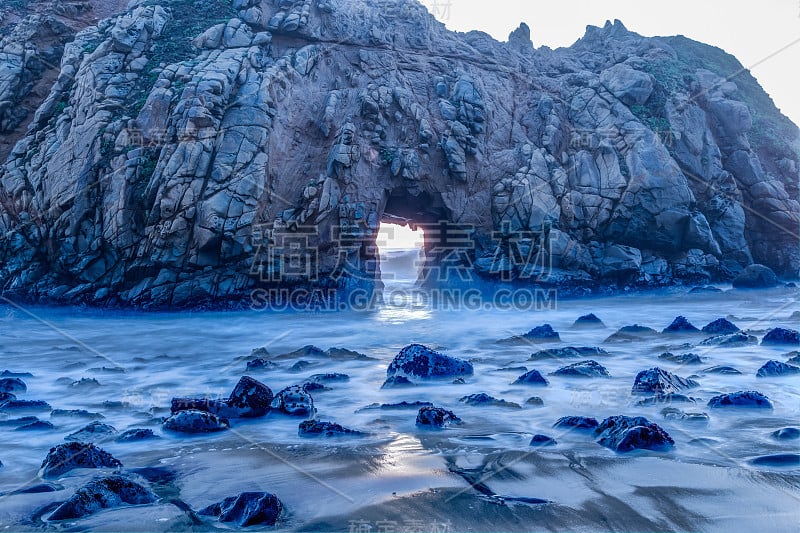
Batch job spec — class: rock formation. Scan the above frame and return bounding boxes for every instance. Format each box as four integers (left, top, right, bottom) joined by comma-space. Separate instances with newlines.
0, 0, 797, 308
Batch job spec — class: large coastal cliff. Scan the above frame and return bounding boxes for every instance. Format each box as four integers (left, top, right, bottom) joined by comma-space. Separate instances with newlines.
0, 0, 798, 308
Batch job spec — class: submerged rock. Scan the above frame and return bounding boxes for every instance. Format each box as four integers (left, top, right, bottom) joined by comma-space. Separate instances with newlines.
761, 328, 800, 346
637, 393, 696, 406
553, 416, 599, 431
756, 360, 800, 377
70, 377, 101, 389
0, 391, 15, 404
707, 391, 773, 409
65, 422, 118, 443
732, 264, 778, 288
529, 346, 609, 360
0, 377, 26, 393
699, 331, 758, 346
689, 286, 722, 294
551, 360, 610, 378
522, 324, 561, 341
771, 428, 800, 440
357, 401, 433, 412
605, 325, 659, 343
416, 406, 461, 428
298, 420, 365, 437
594, 415, 674, 452
246, 358, 278, 371
631, 368, 698, 395
162, 410, 230, 433
271, 386, 315, 416
15, 420, 55, 431
702, 365, 743, 375
381, 376, 415, 389
49, 475, 156, 520
662, 316, 700, 333
701, 318, 739, 335
529, 434, 557, 447
513, 369, 549, 385
41, 443, 122, 478
459, 393, 521, 408
51, 409, 103, 419
750, 454, 800, 467
525, 397, 545, 407
0, 399, 51, 411
116, 428, 158, 442
572, 313, 605, 328
307, 373, 350, 383
199, 492, 283, 527
387, 344, 474, 379
658, 352, 705, 365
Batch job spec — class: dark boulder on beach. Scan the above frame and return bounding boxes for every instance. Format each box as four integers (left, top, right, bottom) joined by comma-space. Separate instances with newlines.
227, 376, 274, 417
701, 318, 739, 335
572, 313, 605, 328
388, 344, 473, 379
551, 360, 611, 378
553, 416, 599, 431
172, 376, 273, 418
49, 475, 156, 520
199, 491, 283, 527
732, 264, 778, 288
271, 386, 315, 416
116, 428, 158, 442
459, 393, 521, 408
595, 415, 674, 452
162, 410, 230, 433
756, 360, 800, 377
699, 331, 758, 346
513, 369, 549, 386
707, 391, 773, 409
0, 377, 26, 393
530, 434, 557, 447
381, 376, 415, 389
605, 325, 659, 342
632, 368, 698, 394
41, 442, 122, 478
416, 406, 461, 428
529, 346, 609, 360
65, 422, 118, 443
663, 316, 700, 333
298, 420, 365, 437
761, 328, 800, 346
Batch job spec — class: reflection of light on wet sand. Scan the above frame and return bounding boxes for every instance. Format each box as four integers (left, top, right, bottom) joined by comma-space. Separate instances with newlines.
374, 434, 459, 493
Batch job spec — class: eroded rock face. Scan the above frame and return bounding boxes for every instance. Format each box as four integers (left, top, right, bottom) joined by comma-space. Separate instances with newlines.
0, 3, 797, 308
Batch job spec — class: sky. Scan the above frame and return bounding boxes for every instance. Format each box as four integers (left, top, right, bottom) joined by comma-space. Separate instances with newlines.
419, 0, 800, 126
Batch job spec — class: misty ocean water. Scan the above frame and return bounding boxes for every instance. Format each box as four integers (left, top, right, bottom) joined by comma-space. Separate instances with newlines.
0, 250, 798, 531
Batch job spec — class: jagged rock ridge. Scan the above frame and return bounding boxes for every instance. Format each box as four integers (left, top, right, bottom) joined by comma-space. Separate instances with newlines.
0, 0, 797, 308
